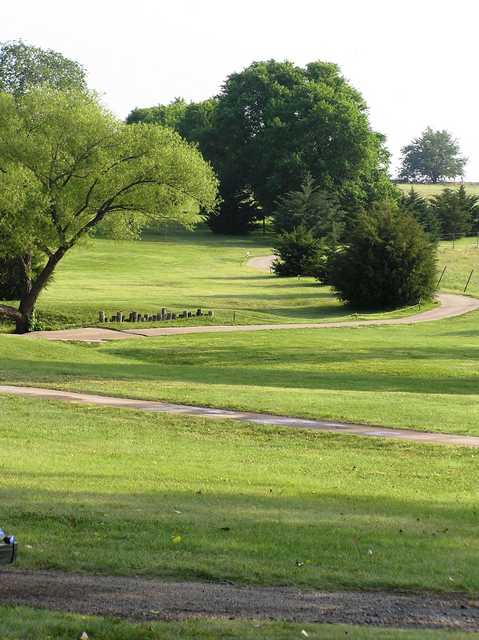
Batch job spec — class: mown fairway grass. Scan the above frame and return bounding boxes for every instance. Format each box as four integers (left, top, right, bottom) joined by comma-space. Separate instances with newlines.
0, 227, 434, 332
1, 607, 477, 640
2, 308, 479, 435
5, 228, 339, 329
1, 395, 478, 592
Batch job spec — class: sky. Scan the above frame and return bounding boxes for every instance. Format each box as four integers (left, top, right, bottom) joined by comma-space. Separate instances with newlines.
2, 0, 478, 179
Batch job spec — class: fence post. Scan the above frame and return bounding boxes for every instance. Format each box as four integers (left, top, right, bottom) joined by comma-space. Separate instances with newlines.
436, 265, 447, 289
464, 270, 474, 293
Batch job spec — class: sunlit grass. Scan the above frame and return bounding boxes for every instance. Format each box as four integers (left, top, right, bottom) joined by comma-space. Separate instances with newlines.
2, 308, 479, 435
0, 606, 476, 640
1, 395, 478, 592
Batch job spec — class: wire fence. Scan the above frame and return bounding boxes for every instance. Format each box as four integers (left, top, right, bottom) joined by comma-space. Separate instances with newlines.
438, 232, 479, 248
435, 265, 475, 293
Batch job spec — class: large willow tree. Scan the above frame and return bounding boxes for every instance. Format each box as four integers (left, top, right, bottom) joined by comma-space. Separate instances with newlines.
0, 88, 218, 332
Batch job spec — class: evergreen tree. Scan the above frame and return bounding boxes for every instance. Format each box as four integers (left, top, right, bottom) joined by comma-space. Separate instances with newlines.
272, 226, 324, 277
400, 187, 441, 240
272, 174, 345, 244
327, 203, 437, 309
430, 185, 477, 240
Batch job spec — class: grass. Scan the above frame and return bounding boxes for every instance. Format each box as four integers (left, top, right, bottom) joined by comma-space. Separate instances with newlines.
397, 182, 479, 196
3, 307, 479, 435
0, 607, 477, 640
0, 227, 435, 332
437, 237, 479, 298
1, 394, 478, 592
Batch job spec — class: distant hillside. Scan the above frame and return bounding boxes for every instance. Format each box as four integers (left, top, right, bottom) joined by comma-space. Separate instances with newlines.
396, 182, 479, 196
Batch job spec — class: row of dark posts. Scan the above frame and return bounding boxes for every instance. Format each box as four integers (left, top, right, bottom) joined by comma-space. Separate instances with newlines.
98, 308, 214, 323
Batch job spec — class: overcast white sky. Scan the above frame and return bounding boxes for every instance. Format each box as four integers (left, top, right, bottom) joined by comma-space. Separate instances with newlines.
2, 0, 478, 179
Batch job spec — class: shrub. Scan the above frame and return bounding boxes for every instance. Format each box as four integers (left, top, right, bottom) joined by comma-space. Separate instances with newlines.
327, 203, 437, 309
272, 226, 324, 277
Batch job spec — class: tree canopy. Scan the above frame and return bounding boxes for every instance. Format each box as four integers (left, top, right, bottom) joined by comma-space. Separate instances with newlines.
399, 128, 466, 183
0, 88, 218, 332
128, 59, 393, 233
0, 40, 89, 301
0, 40, 86, 96
272, 173, 345, 241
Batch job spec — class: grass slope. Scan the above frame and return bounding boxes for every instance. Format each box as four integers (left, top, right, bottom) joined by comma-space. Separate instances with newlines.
438, 237, 479, 298
397, 182, 479, 196
0, 228, 433, 332
0, 607, 476, 640
1, 395, 478, 592
5, 229, 340, 329
2, 309, 479, 436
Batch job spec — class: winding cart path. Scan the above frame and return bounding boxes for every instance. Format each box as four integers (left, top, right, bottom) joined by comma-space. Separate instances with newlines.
21, 292, 479, 343
1, 384, 478, 446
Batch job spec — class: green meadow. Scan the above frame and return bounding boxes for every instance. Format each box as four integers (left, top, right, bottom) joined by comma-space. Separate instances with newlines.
2, 228, 479, 639
1, 394, 477, 592
0, 228, 437, 332
2, 227, 479, 333
2, 305, 479, 435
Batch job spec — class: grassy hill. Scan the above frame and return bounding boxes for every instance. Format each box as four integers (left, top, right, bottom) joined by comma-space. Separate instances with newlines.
397, 182, 479, 196
3, 307, 479, 436
1, 228, 430, 331
2, 225, 479, 332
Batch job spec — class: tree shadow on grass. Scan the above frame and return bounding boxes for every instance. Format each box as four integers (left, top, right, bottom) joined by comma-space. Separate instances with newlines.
1, 486, 477, 589
2, 354, 479, 396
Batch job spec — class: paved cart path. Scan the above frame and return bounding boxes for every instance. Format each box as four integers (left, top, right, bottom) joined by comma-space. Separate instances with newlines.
21, 292, 479, 342
1, 569, 478, 631
1, 384, 478, 446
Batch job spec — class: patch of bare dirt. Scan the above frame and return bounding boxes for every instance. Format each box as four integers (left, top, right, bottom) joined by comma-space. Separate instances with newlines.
1, 569, 478, 631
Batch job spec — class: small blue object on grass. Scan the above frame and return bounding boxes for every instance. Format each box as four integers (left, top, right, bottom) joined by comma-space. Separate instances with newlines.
0, 527, 16, 564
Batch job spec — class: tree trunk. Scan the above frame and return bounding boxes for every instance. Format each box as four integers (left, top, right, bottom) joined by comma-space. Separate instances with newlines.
13, 249, 65, 334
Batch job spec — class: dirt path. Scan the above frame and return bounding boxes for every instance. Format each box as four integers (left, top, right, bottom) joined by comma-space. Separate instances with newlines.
21, 293, 479, 342
1, 569, 478, 631
247, 254, 275, 270
1, 384, 478, 446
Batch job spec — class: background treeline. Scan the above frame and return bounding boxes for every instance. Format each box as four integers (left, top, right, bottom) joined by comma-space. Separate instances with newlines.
127, 60, 394, 234
400, 185, 479, 241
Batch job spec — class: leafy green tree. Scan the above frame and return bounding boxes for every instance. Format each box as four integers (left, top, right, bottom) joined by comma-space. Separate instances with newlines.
430, 185, 478, 239
0, 88, 217, 332
0, 41, 88, 299
272, 226, 324, 277
128, 60, 393, 233
327, 203, 437, 309
0, 40, 86, 96
212, 60, 392, 228
272, 174, 345, 243
127, 98, 188, 127
399, 187, 441, 240
399, 128, 466, 183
